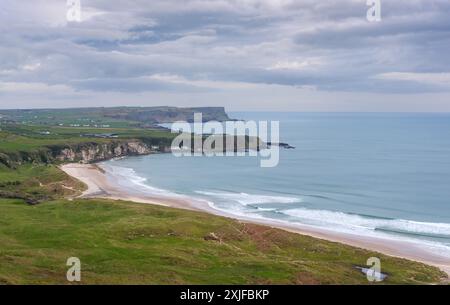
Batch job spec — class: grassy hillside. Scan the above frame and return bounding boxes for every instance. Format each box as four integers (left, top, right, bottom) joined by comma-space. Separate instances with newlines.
0, 164, 85, 204
0, 106, 230, 128
0, 198, 445, 285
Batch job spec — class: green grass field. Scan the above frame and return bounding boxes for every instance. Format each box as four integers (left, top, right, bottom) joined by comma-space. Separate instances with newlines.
0, 164, 85, 203
0, 198, 445, 285
0, 106, 230, 129
0, 107, 143, 128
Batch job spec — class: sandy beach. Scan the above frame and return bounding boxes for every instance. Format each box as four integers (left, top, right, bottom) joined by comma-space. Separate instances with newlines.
61, 163, 450, 277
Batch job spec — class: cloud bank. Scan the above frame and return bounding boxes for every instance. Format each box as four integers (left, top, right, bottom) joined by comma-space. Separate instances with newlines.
1, 0, 450, 111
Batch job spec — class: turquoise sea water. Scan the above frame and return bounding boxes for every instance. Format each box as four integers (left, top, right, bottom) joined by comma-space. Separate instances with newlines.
104, 113, 450, 256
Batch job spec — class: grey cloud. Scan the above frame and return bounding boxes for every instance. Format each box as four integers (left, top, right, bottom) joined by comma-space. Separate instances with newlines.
1, 0, 450, 110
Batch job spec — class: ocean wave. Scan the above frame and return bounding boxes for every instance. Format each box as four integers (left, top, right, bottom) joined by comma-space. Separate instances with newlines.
282, 208, 450, 238
100, 163, 450, 257
195, 190, 450, 238
206, 198, 450, 256
101, 164, 182, 198
195, 191, 301, 205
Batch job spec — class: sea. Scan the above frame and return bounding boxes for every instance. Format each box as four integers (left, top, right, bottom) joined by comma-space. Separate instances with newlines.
102, 112, 450, 257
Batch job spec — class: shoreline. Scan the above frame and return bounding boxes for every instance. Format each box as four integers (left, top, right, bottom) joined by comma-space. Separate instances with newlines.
61, 162, 450, 277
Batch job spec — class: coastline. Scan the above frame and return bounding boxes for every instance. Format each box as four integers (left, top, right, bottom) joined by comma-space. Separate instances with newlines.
61, 162, 450, 277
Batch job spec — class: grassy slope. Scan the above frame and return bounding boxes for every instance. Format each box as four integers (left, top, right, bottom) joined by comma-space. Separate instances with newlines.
0, 164, 86, 203
0, 107, 230, 128
0, 198, 445, 285
0, 107, 142, 128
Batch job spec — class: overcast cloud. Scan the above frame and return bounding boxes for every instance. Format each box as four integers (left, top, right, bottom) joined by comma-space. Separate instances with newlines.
1, 0, 450, 111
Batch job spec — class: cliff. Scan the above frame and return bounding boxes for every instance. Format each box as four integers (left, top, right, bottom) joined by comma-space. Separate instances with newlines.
53, 141, 157, 163
0, 140, 163, 168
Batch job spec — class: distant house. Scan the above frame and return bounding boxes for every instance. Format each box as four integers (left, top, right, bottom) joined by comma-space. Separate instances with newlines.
39, 131, 51, 135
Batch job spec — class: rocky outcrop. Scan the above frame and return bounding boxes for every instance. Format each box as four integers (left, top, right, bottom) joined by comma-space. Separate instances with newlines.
58, 149, 77, 161
266, 142, 295, 149
204, 232, 221, 242
0, 135, 266, 168
54, 141, 155, 163
0, 140, 163, 168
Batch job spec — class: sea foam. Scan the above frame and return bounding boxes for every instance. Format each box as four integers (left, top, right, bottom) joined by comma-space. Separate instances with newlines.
282, 208, 450, 238
195, 191, 301, 205
101, 163, 450, 258
102, 164, 182, 198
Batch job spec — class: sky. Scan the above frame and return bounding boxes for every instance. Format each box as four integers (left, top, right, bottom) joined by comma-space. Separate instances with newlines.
0, 0, 450, 111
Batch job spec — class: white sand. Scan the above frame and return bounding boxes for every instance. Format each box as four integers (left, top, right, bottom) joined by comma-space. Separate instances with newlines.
61, 163, 450, 277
